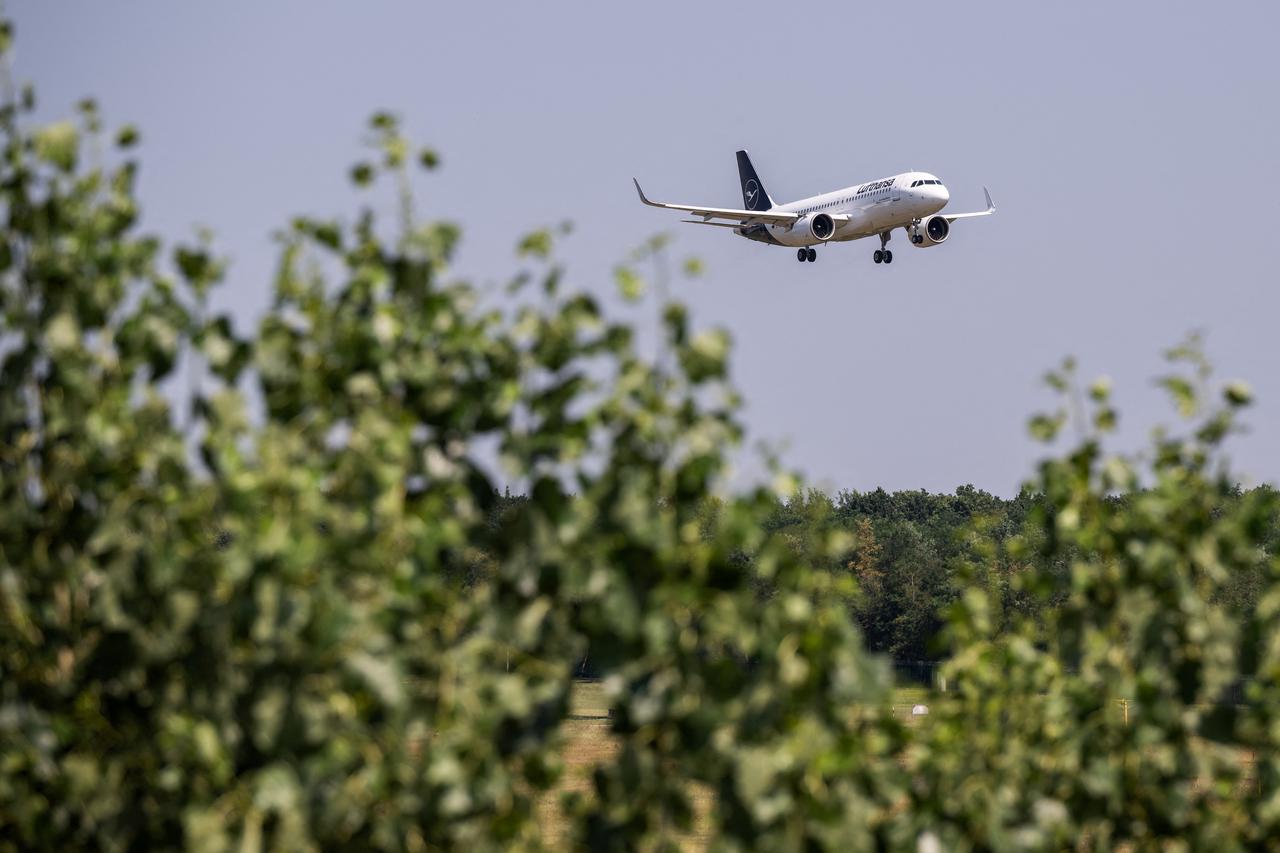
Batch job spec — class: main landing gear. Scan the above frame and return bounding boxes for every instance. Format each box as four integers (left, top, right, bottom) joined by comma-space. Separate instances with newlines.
796, 247, 817, 263
873, 231, 892, 265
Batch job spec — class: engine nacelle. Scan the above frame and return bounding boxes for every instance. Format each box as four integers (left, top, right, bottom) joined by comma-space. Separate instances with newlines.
908, 215, 950, 247
808, 213, 835, 242
769, 212, 835, 246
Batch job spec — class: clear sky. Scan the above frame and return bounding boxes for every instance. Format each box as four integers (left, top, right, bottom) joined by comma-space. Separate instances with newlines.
15, 1, 1280, 495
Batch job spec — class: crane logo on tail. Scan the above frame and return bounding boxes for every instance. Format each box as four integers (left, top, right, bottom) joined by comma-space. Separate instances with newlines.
744, 179, 759, 209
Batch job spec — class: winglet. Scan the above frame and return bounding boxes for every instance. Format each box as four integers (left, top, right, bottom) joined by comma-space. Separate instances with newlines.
633, 178, 656, 207
983, 186, 995, 213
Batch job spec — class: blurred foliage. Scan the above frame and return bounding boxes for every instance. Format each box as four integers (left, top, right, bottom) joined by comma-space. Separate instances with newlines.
0, 28, 902, 850
1, 20, 1279, 851
908, 354, 1280, 849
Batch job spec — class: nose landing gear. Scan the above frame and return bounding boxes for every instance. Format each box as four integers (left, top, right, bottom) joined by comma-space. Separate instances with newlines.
796, 248, 817, 263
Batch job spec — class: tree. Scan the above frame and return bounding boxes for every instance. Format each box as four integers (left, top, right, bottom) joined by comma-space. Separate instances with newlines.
847, 517, 885, 631
910, 352, 1279, 849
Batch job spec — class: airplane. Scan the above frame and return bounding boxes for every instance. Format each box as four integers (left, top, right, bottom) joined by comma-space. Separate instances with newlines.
633, 150, 994, 265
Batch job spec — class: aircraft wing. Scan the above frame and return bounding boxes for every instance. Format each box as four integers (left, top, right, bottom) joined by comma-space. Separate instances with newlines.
944, 187, 996, 222
633, 178, 799, 226
680, 220, 746, 228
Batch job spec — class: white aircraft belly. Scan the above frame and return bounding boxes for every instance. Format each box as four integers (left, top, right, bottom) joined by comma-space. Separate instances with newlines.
833, 209, 875, 241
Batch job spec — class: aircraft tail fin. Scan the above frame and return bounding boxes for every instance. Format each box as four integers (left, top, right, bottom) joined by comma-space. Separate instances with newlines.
736, 150, 774, 211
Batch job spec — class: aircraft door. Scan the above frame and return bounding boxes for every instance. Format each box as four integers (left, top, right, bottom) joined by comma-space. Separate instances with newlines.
891, 180, 901, 203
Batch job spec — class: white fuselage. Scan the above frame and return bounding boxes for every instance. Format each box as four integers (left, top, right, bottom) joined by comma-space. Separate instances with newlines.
744, 172, 950, 247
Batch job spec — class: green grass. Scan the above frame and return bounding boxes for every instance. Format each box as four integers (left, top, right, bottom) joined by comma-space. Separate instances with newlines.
890, 684, 948, 726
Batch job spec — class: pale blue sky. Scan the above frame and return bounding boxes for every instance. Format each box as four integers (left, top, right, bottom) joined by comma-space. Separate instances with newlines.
16, 1, 1280, 494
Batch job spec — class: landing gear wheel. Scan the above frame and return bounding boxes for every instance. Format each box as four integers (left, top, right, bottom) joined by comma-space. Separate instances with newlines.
876, 230, 892, 265
797, 248, 807, 262
806, 248, 817, 263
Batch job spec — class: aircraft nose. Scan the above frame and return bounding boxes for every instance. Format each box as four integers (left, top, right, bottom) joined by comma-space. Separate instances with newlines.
937, 185, 950, 204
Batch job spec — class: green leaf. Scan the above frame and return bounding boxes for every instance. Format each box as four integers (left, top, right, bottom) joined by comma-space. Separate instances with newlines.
1159, 375, 1198, 417
45, 312, 81, 353
350, 162, 375, 186
1028, 411, 1064, 442
34, 121, 78, 172
116, 124, 140, 148
517, 229, 553, 259
614, 266, 645, 302
680, 328, 730, 383
382, 135, 408, 168
1223, 380, 1252, 407
1092, 406, 1117, 433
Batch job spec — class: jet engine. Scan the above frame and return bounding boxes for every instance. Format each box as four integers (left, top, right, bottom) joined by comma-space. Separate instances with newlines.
908, 215, 950, 247
768, 212, 836, 246
805, 213, 835, 242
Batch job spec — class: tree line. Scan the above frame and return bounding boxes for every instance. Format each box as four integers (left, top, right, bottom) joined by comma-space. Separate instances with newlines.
484, 483, 1279, 668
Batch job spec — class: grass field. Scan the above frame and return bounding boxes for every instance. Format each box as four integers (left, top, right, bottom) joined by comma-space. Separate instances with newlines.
538, 681, 942, 847
541, 681, 1260, 845
538, 680, 715, 847
536, 681, 620, 845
